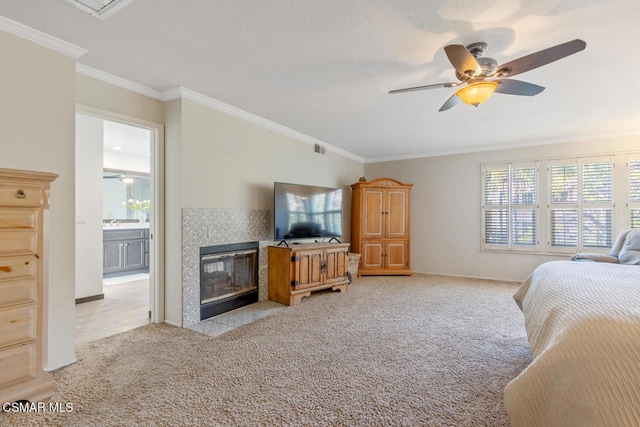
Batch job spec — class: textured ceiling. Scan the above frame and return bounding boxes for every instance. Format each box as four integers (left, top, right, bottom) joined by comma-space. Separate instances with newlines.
1, 0, 639, 162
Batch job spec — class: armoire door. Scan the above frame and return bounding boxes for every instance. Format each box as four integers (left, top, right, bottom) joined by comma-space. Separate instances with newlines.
363, 189, 384, 238
386, 189, 409, 237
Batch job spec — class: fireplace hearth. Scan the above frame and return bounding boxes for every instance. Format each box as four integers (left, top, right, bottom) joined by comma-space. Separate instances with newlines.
200, 241, 259, 320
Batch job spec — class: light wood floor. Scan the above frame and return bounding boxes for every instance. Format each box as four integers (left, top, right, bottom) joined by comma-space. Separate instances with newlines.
75, 277, 150, 345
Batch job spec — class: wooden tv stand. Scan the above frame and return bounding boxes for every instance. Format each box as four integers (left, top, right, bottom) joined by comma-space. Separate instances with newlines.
268, 242, 350, 306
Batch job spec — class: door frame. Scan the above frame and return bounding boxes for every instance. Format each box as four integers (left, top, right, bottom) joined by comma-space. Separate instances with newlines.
76, 103, 165, 323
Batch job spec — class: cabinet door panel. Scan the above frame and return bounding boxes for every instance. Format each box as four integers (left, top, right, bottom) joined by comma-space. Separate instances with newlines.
123, 239, 145, 270
0, 255, 36, 280
387, 189, 408, 237
103, 241, 124, 274
385, 241, 409, 270
0, 343, 36, 387
363, 190, 383, 237
0, 208, 37, 229
293, 249, 323, 289
362, 242, 383, 268
324, 247, 347, 285
0, 277, 35, 306
0, 305, 35, 347
0, 230, 37, 255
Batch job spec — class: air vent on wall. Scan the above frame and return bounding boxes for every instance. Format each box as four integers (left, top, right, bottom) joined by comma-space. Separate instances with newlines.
61, 0, 134, 19
314, 144, 326, 155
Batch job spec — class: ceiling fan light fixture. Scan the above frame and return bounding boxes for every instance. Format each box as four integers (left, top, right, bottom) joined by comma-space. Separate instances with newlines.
456, 81, 499, 106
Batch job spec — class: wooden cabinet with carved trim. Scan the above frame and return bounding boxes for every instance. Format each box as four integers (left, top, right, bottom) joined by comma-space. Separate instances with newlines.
0, 168, 56, 404
351, 177, 413, 275
268, 243, 350, 306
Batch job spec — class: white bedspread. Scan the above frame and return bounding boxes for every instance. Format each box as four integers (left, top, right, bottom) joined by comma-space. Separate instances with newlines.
504, 261, 640, 427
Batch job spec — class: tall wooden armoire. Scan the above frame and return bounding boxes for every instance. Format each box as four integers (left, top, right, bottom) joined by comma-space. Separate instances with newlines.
351, 177, 412, 276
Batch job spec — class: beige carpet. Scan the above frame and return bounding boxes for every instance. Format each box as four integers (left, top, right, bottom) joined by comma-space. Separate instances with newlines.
0, 275, 532, 427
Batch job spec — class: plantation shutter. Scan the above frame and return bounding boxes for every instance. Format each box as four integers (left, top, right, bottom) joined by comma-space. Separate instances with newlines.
549, 160, 578, 249
511, 165, 537, 247
482, 162, 537, 251
483, 166, 509, 247
549, 156, 613, 252
581, 159, 613, 248
629, 155, 640, 228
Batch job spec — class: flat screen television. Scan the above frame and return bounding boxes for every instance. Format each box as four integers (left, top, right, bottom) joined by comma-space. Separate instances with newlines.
274, 182, 343, 241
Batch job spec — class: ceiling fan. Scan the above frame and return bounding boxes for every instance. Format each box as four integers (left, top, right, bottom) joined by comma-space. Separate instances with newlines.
389, 39, 586, 111
104, 174, 134, 183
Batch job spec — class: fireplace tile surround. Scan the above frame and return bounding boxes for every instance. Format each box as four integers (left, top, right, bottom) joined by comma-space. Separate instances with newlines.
182, 208, 271, 327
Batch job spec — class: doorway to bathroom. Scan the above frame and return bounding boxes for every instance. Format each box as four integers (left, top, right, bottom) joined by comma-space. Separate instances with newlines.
74, 107, 164, 344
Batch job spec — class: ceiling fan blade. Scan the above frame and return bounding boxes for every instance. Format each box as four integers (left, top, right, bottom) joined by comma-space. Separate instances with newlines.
444, 44, 482, 77
495, 79, 545, 96
496, 39, 586, 78
439, 94, 461, 112
388, 82, 460, 94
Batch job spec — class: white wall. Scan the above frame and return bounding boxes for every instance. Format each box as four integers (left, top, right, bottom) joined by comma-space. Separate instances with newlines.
0, 30, 77, 369
161, 97, 365, 325
103, 151, 150, 173
365, 135, 640, 282
163, 98, 183, 326
75, 113, 104, 300
76, 74, 165, 125
180, 99, 362, 211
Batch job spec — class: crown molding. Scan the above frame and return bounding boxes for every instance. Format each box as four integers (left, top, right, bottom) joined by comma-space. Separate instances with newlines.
159, 87, 182, 102
161, 87, 365, 163
73, 65, 364, 163
76, 63, 163, 100
0, 14, 87, 59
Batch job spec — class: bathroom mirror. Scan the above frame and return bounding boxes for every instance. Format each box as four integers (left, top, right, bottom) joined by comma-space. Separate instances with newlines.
103, 170, 150, 221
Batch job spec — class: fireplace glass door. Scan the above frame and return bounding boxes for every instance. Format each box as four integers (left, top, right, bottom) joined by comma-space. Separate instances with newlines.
200, 249, 257, 304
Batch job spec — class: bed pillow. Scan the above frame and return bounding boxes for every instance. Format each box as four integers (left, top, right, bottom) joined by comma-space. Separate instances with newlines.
570, 253, 619, 263
617, 228, 640, 265
609, 229, 631, 257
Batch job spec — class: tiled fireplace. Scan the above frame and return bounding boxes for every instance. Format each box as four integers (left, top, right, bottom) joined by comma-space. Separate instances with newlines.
182, 208, 271, 327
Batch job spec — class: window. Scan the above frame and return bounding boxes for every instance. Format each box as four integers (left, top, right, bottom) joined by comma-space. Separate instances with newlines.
483, 152, 639, 255
482, 162, 537, 251
548, 156, 613, 252
630, 155, 640, 228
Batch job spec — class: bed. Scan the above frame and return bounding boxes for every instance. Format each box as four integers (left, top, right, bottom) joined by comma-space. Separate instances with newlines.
504, 260, 640, 426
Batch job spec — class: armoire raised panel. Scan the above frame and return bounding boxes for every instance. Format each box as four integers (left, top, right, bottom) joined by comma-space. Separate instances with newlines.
351, 177, 412, 276
0, 168, 56, 404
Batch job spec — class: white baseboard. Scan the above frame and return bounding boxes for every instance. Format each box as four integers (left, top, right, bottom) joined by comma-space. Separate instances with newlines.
163, 320, 181, 327
45, 358, 78, 372
413, 270, 520, 284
